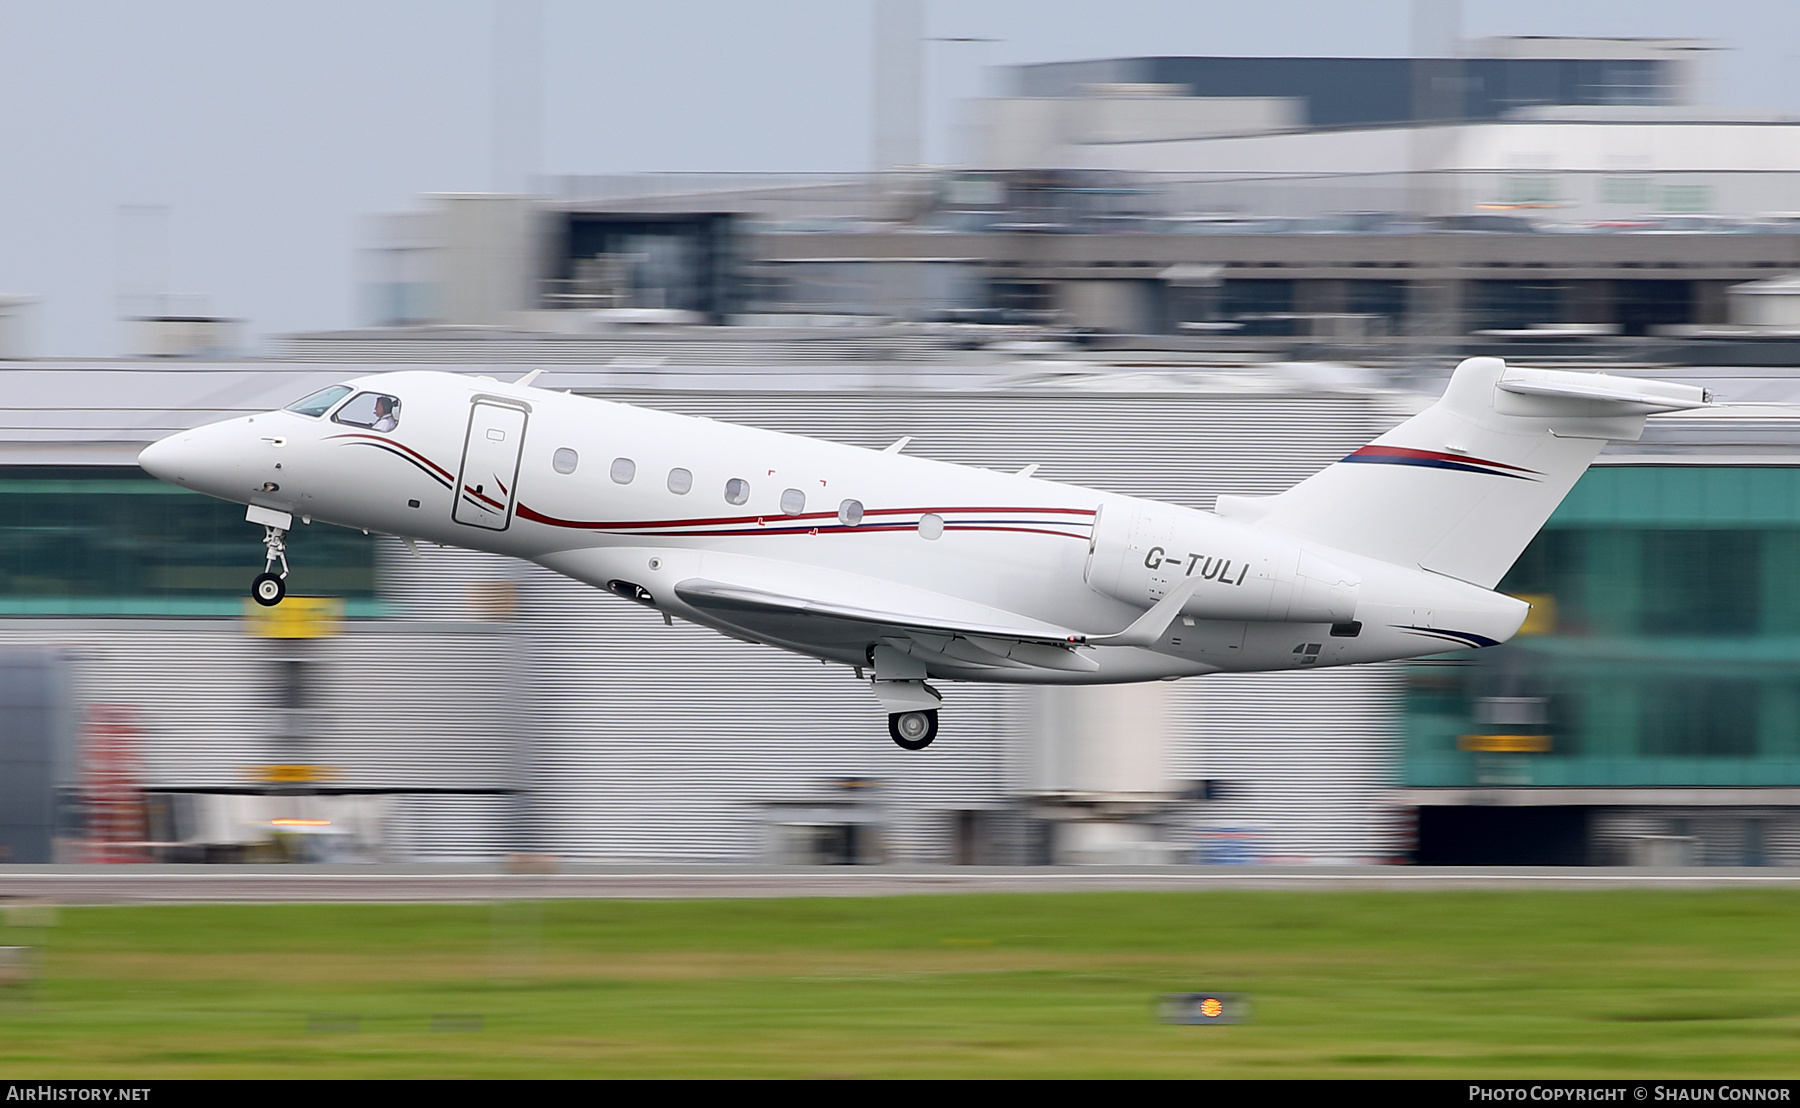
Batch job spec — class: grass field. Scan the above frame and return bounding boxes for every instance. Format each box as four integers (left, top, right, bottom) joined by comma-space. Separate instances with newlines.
1, 889, 1798, 1078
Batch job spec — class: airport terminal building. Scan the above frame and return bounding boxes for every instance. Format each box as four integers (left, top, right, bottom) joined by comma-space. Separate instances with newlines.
334, 37, 1800, 360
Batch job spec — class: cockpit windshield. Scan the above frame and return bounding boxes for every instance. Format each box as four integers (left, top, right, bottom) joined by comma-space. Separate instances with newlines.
285, 385, 353, 417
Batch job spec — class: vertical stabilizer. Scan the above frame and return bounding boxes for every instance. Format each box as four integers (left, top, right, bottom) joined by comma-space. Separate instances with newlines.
1217, 358, 1711, 588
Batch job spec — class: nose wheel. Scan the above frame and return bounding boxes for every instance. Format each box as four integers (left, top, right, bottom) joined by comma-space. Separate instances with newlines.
888, 709, 938, 750
250, 522, 290, 607
251, 572, 286, 606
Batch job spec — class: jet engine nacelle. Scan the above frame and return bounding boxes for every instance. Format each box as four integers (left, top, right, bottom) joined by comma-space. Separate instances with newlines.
1085, 503, 1360, 624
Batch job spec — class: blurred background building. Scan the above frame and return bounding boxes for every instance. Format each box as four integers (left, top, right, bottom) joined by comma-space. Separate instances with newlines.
352, 36, 1800, 356
4, 27, 1800, 869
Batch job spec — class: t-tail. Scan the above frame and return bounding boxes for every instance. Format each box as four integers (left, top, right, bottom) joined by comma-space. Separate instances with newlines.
1217, 357, 1713, 588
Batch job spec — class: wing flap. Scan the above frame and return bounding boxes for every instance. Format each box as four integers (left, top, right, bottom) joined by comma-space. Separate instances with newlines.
674, 578, 1086, 650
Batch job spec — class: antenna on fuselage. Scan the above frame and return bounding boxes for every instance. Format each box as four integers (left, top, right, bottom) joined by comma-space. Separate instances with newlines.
515, 368, 545, 387
882, 436, 912, 454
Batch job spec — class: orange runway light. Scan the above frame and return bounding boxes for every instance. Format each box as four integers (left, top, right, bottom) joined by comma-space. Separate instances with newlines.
1159, 992, 1249, 1025
1459, 734, 1552, 753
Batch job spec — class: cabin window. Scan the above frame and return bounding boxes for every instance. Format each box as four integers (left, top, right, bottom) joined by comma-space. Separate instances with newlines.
918, 512, 944, 540
838, 499, 864, 526
331, 392, 401, 431
667, 468, 693, 494
285, 385, 352, 417
610, 457, 636, 484
552, 448, 578, 475
780, 488, 805, 516
724, 477, 750, 505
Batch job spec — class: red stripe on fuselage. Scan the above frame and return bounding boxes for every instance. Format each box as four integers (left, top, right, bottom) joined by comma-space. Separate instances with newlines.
629, 522, 1090, 540
337, 439, 453, 488
327, 434, 456, 481
464, 486, 505, 510
514, 503, 1096, 532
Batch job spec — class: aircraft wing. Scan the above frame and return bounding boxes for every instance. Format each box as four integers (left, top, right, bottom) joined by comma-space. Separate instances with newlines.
672, 577, 1102, 673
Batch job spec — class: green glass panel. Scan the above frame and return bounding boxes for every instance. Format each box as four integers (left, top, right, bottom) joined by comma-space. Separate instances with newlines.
1758, 680, 1800, 759
1550, 467, 1800, 527
1638, 530, 1758, 636
1578, 673, 1636, 761
1640, 677, 1757, 756
1600, 176, 1650, 205
0, 466, 378, 610
1760, 531, 1800, 634
1577, 529, 1639, 636
1411, 467, 1800, 787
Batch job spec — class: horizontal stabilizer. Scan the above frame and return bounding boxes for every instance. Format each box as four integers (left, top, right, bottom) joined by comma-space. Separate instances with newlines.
1494, 373, 1711, 413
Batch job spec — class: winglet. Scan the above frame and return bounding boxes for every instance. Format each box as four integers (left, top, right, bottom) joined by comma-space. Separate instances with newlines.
1083, 576, 1205, 648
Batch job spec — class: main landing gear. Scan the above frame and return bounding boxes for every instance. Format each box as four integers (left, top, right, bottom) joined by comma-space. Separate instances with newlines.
888, 709, 939, 751
248, 506, 292, 607
868, 645, 943, 751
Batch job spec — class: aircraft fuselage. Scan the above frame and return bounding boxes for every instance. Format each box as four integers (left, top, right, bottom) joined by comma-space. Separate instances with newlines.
138, 369, 1528, 697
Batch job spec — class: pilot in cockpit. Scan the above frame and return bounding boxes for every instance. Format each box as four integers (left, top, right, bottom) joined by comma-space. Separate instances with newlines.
371, 395, 398, 432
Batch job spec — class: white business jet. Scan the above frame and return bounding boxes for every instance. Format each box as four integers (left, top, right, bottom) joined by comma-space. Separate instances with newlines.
138, 357, 1710, 749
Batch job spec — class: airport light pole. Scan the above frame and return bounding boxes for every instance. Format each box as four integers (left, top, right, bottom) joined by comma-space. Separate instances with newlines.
926, 35, 1000, 168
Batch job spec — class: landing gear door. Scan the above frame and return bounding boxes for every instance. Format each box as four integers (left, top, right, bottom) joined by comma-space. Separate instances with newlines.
453, 399, 528, 531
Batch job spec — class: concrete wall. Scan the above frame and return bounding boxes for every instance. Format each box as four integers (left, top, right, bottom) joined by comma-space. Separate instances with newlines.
1730, 282, 1800, 329
980, 96, 1301, 170
0, 297, 32, 359
1055, 279, 1154, 331
436, 195, 547, 326
0, 651, 68, 864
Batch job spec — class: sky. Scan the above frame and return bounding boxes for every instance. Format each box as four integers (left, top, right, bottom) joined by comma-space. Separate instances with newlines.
4, 0, 1800, 357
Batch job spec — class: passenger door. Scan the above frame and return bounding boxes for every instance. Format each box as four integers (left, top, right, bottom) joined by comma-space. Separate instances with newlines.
452, 399, 528, 530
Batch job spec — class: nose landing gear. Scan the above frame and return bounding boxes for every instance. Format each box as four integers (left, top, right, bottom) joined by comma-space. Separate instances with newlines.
251, 525, 288, 606
252, 567, 285, 606
246, 505, 292, 607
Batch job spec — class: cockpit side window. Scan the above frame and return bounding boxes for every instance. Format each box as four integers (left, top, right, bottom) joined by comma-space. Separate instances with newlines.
332, 391, 403, 432
285, 385, 353, 417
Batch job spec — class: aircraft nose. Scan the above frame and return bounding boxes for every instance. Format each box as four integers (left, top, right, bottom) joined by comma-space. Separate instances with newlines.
139, 416, 276, 501
137, 432, 194, 486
